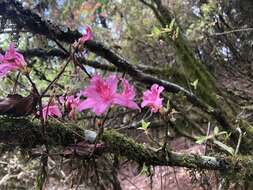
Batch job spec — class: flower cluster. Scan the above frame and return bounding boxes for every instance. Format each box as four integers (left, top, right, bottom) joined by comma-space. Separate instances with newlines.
0, 43, 26, 77
77, 74, 139, 115
40, 74, 164, 121
1, 39, 165, 121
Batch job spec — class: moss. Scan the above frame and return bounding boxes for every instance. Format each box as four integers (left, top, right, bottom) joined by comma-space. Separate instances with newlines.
0, 117, 84, 149
173, 36, 220, 107
102, 130, 149, 163
219, 155, 253, 183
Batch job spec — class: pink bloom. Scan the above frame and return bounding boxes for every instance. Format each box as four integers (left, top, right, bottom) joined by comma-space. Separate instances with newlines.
0, 64, 19, 77
0, 43, 26, 77
114, 79, 139, 110
60, 95, 80, 119
77, 74, 118, 115
79, 26, 92, 43
39, 102, 62, 121
141, 84, 164, 113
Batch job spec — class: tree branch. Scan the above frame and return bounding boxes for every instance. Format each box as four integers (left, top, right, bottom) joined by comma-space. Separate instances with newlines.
1, 48, 170, 75
0, 116, 252, 179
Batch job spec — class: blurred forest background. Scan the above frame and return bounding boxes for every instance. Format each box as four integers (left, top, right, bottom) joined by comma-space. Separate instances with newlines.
1, 0, 253, 189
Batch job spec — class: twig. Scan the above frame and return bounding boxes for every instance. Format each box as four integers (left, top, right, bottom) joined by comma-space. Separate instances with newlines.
73, 55, 92, 78
41, 55, 71, 97
89, 108, 112, 157
235, 127, 242, 155
12, 72, 20, 94
204, 122, 211, 155
210, 27, 253, 36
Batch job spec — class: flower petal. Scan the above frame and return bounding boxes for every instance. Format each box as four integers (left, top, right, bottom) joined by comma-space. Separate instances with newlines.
141, 84, 164, 113
77, 98, 96, 112
79, 26, 93, 43
0, 63, 18, 77
92, 101, 111, 116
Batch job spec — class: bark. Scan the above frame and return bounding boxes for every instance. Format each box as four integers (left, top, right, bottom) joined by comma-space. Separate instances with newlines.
0, 48, 167, 74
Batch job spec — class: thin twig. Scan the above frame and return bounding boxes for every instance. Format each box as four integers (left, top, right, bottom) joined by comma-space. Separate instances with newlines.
41, 56, 71, 97
204, 122, 211, 155
235, 127, 242, 155
210, 27, 253, 36
12, 72, 20, 94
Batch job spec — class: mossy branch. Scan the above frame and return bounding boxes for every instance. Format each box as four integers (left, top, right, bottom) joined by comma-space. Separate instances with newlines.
0, 117, 253, 181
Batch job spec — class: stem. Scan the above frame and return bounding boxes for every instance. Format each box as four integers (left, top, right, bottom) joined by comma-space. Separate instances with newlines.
41, 56, 71, 97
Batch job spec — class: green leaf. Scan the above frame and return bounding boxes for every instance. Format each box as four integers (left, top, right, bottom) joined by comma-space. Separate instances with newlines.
216, 131, 228, 136
175, 27, 180, 38
169, 19, 176, 30
152, 27, 161, 38
146, 27, 162, 38
196, 136, 209, 144
213, 126, 219, 135
213, 140, 234, 155
166, 99, 170, 110
224, 132, 231, 140
140, 163, 150, 176
190, 79, 199, 90
138, 120, 150, 131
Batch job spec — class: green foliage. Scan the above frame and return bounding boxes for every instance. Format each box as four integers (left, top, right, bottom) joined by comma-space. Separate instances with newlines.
196, 126, 234, 155
190, 79, 199, 90
147, 19, 179, 40
186, 2, 217, 42
140, 163, 151, 176
200, 1, 217, 17
213, 140, 234, 155
138, 120, 151, 133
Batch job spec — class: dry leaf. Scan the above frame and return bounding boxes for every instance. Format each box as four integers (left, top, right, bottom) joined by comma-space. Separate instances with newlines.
0, 89, 39, 117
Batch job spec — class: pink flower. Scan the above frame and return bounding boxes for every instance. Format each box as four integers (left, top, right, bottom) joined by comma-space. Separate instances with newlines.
60, 95, 80, 119
114, 79, 139, 110
0, 43, 26, 77
0, 64, 19, 77
39, 102, 62, 121
79, 26, 92, 43
141, 84, 164, 113
77, 74, 118, 115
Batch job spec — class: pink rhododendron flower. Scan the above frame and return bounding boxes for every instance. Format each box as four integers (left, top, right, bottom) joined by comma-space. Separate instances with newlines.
79, 26, 92, 43
77, 74, 118, 116
0, 64, 19, 77
39, 102, 62, 121
60, 95, 80, 119
114, 79, 139, 110
0, 43, 26, 77
141, 84, 164, 113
